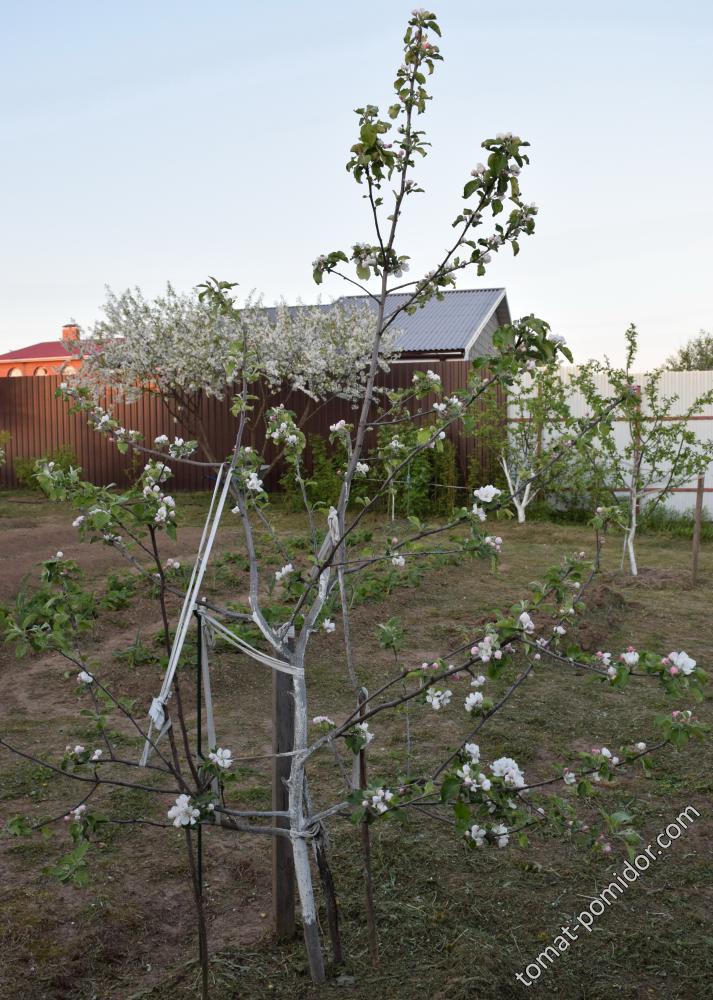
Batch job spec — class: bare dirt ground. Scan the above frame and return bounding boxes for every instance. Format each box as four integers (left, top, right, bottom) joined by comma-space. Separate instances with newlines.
1, 494, 712, 1000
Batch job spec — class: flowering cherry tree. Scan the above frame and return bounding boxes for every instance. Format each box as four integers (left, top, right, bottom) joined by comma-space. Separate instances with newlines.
2, 11, 708, 997
68, 283, 398, 464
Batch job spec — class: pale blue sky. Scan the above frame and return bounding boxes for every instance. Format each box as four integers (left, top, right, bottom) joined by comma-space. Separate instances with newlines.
2, 1, 711, 366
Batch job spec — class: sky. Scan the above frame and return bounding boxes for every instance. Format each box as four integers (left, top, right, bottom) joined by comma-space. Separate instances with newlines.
1, 0, 712, 367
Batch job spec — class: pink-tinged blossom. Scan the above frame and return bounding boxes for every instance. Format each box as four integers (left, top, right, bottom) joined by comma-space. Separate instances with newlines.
620, 647, 639, 666
668, 651, 696, 675
363, 787, 393, 815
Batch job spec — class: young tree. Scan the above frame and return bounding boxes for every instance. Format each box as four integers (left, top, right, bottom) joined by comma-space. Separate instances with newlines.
3, 13, 708, 998
666, 329, 713, 370
574, 325, 713, 575
474, 361, 575, 522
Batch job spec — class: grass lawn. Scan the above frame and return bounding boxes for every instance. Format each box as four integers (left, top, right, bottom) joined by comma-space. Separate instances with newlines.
0, 493, 711, 1000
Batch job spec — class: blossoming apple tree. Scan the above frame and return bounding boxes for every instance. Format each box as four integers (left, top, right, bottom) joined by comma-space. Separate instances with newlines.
573, 325, 713, 575
1, 10, 708, 997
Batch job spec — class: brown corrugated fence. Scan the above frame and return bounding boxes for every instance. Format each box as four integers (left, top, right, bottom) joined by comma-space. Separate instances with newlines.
0, 363, 503, 490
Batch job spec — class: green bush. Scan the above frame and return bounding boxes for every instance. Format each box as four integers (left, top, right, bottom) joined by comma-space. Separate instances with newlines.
13, 445, 79, 490
279, 425, 463, 520
279, 433, 347, 510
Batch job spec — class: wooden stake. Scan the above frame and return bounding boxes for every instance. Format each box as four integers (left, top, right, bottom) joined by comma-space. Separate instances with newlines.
272, 636, 296, 939
692, 473, 705, 586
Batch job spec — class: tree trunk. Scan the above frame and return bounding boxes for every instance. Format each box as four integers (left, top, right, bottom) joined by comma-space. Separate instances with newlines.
627, 487, 638, 577
288, 661, 325, 985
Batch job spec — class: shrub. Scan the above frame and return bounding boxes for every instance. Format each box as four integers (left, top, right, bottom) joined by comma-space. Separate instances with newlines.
14, 445, 79, 490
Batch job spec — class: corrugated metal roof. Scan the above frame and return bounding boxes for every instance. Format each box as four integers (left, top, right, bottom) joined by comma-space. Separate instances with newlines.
264, 288, 508, 354
340, 288, 507, 352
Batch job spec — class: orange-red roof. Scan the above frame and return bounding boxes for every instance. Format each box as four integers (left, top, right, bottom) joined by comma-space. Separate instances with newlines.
0, 340, 76, 361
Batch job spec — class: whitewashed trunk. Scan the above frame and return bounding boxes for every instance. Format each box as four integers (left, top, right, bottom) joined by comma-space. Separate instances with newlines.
627, 470, 639, 576
288, 660, 325, 984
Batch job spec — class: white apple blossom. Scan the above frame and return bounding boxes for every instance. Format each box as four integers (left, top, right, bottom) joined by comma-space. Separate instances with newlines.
563, 768, 576, 786
464, 743, 480, 762
471, 503, 487, 522
426, 688, 452, 710
490, 756, 525, 788
245, 472, 264, 493
208, 747, 233, 770
355, 462, 369, 476
167, 794, 201, 828
275, 563, 294, 583
474, 485, 502, 503
518, 611, 535, 633
492, 823, 509, 848
364, 788, 394, 815
322, 618, 336, 634
470, 674, 487, 688
77, 670, 94, 685
391, 555, 406, 568
464, 691, 484, 713
466, 823, 487, 846
456, 762, 491, 791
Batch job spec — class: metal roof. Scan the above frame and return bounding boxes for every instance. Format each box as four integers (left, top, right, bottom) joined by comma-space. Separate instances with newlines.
340, 288, 508, 353
265, 288, 508, 354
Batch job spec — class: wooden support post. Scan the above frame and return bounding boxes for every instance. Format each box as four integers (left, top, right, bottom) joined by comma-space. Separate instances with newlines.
692, 473, 705, 586
272, 637, 296, 939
